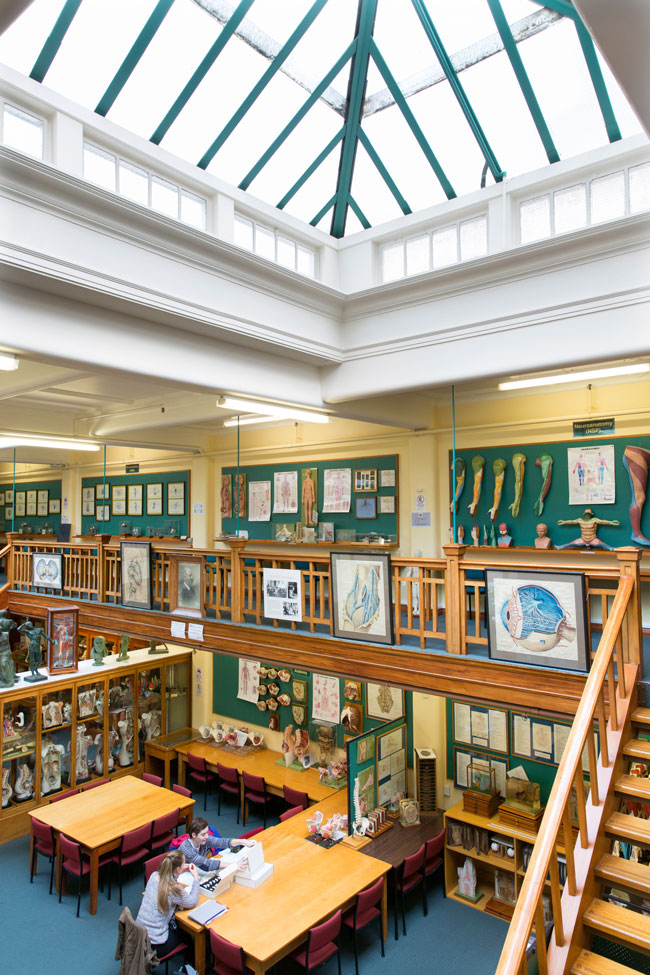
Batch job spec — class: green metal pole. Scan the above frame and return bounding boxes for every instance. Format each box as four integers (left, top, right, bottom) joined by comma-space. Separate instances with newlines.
451, 386, 456, 542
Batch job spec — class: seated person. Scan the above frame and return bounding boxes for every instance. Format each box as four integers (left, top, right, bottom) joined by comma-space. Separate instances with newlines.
179, 817, 255, 872
136, 850, 198, 958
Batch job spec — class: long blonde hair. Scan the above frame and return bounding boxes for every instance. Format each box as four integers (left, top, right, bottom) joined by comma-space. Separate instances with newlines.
157, 850, 184, 913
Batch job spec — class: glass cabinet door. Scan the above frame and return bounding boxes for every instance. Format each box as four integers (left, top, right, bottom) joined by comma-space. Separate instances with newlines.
108, 674, 135, 770
75, 679, 106, 784
137, 667, 162, 762
2, 695, 37, 808
41, 686, 73, 796
165, 661, 189, 733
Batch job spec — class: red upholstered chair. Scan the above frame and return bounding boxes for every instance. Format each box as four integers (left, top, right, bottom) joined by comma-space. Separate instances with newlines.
30, 818, 56, 895
50, 789, 78, 802
242, 771, 273, 828
150, 809, 180, 854
172, 783, 192, 798
216, 762, 240, 822
108, 822, 152, 905
82, 778, 109, 790
144, 852, 168, 883
210, 929, 254, 975
343, 877, 385, 975
59, 833, 110, 917
187, 752, 218, 811
279, 805, 302, 822
423, 828, 445, 910
156, 939, 187, 974
395, 843, 426, 939
290, 909, 342, 975
283, 784, 309, 812
238, 826, 264, 840
143, 772, 163, 787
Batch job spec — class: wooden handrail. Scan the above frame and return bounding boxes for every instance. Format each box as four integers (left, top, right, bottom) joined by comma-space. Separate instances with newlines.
496, 573, 635, 975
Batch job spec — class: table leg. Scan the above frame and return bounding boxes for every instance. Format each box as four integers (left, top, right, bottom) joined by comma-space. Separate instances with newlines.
89, 849, 99, 915
144, 751, 151, 776
392, 867, 399, 941
381, 875, 388, 941
193, 929, 206, 975
164, 754, 172, 790
178, 753, 187, 788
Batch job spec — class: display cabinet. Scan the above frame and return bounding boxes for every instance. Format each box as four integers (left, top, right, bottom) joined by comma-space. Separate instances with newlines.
76, 678, 107, 783
137, 666, 162, 762
2, 694, 37, 810
108, 673, 135, 771
40, 685, 73, 797
165, 659, 190, 734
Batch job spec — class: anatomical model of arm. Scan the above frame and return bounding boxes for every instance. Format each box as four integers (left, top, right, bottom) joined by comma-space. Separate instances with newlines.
508, 453, 526, 518
467, 456, 485, 516
534, 451, 553, 517
450, 458, 466, 514
488, 459, 507, 522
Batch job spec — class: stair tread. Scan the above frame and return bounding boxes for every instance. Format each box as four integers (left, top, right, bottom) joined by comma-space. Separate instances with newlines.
632, 708, 650, 726
582, 897, 650, 951
607, 812, 650, 846
616, 774, 650, 800
596, 853, 650, 895
571, 948, 645, 975
623, 739, 650, 760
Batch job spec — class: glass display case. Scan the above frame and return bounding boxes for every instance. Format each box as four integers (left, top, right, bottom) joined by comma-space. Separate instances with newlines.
76, 679, 106, 783
108, 674, 134, 770
3, 695, 37, 807
40, 685, 73, 796
137, 667, 162, 762
165, 660, 189, 734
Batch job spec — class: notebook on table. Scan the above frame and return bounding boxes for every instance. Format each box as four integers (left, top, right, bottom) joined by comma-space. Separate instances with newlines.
187, 899, 228, 926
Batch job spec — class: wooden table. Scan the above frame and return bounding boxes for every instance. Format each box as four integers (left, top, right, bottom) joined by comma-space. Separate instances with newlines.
175, 741, 339, 819
176, 792, 390, 975
28, 775, 194, 914
145, 727, 199, 788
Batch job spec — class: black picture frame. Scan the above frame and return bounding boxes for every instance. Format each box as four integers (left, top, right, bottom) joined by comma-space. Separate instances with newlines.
330, 551, 393, 646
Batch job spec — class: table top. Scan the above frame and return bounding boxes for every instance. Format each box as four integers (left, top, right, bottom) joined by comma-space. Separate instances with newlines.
29, 775, 195, 849
359, 812, 444, 868
176, 741, 337, 802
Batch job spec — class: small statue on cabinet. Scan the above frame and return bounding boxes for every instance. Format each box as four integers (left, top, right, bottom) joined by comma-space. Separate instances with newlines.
91, 636, 108, 667
497, 523, 513, 547
534, 523, 552, 549
117, 634, 129, 662
471, 524, 480, 547
556, 508, 620, 550
0, 610, 17, 687
18, 621, 51, 682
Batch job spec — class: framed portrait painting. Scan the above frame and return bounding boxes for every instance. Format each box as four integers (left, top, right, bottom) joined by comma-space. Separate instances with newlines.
32, 552, 63, 590
120, 540, 152, 610
330, 551, 393, 646
169, 554, 204, 618
486, 568, 589, 673
47, 605, 79, 674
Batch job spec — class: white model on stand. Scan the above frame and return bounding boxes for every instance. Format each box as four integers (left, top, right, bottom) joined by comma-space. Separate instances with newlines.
2, 767, 12, 807
14, 762, 34, 800
94, 729, 118, 775
76, 724, 94, 780
41, 741, 65, 794
117, 714, 134, 766
141, 709, 161, 740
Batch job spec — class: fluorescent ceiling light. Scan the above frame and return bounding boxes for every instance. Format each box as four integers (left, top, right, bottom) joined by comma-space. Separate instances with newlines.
0, 353, 19, 371
499, 363, 650, 391
217, 396, 329, 424
0, 436, 100, 451
223, 415, 280, 428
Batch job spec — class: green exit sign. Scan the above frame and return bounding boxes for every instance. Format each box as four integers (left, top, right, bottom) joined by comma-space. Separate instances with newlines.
125, 463, 139, 473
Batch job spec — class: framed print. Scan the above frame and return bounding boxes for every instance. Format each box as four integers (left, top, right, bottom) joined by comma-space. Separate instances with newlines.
27, 489, 36, 505
15, 491, 25, 505
15, 501, 25, 517
453, 747, 508, 798
147, 497, 163, 516
37, 502, 48, 516
273, 471, 298, 514
292, 704, 306, 726
322, 468, 351, 514
343, 679, 362, 702
263, 567, 302, 622
354, 469, 377, 492
48, 498, 61, 514
5, 489, 13, 504
47, 605, 78, 674
127, 495, 143, 516
26, 502, 36, 516
5, 506, 13, 521
379, 495, 395, 514
341, 702, 363, 736
168, 497, 185, 515
82, 501, 94, 516
330, 551, 393, 645
128, 483, 143, 502
292, 679, 308, 703
355, 496, 377, 519
380, 469, 396, 488
365, 682, 404, 721
113, 485, 126, 502
0, 493, 4, 506
96, 504, 109, 521
120, 540, 152, 610
169, 554, 204, 618
112, 499, 127, 516
486, 568, 589, 673
168, 480, 186, 516
37, 489, 48, 504
168, 481, 185, 499
220, 474, 232, 517
32, 552, 63, 590
82, 487, 94, 503
96, 483, 110, 500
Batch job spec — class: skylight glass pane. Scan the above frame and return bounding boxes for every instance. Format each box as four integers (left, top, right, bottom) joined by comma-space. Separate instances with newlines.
151, 175, 179, 218
255, 224, 275, 261
459, 216, 488, 261
520, 195, 550, 244
554, 184, 587, 235
590, 171, 625, 224
296, 246, 315, 278
3, 104, 44, 159
629, 163, 650, 215
276, 236, 296, 269
180, 190, 207, 230
0, 0, 66, 75
406, 235, 430, 277
118, 160, 148, 205
432, 226, 458, 268
234, 215, 254, 250
83, 143, 116, 191
382, 242, 405, 283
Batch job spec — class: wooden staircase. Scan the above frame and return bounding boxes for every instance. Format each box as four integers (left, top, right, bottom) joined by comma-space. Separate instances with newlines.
571, 708, 650, 975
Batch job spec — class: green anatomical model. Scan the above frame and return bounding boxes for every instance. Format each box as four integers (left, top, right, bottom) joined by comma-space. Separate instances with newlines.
450, 458, 466, 514
508, 453, 526, 518
534, 451, 553, 516
488, 459, 507, 522
467, 456, 485, 516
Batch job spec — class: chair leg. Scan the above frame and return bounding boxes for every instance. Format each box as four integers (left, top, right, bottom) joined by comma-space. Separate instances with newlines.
393, 884, 399, 941
401, 889, 406, 938
337, 937, 341, 975
217, 789, 222, 815
76, 873, 82, 918
49, 854, 55, 896
378, 912, 385, 957
30, 847, 36, 884
353, 927, 359, 975
203, 784, 207, 811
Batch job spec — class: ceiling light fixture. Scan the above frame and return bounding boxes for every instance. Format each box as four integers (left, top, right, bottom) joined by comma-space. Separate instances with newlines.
223, 416, 280, 428
499, 363, 650, 391
0, 436, 100, 451
0, 353, 19, 371
217, 396, 329, 424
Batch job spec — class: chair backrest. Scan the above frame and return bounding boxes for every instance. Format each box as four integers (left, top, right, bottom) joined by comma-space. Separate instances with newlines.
356, 876, 384, 916
425, 829, 445, 862
279, 806, 302, 822
242, 770, 265, 793
172, 783, 192, 798
401, 843, 426, 882
32, 818, 55, 849
144, 853, 168, 883
283, 785, 309, 809
187, 752, 206, 772
210, 929, 246, 974
50, 789, 78, 802
82, 778, 109, 790
217, 762, 239, 784
239, 826, 264, 840
308, 909, 341, 953
121, 822, 152, 855
143, 773, 163, 787
152, 808, 179, 839
60, 833, 81, 864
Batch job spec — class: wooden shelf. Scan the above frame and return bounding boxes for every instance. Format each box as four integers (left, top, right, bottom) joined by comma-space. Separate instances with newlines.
447, 843, 516, 872
448, 882, 495, 913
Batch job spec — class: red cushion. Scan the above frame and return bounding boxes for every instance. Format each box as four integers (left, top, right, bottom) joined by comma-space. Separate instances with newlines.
342, 905, 380, 930
291, 941, 338, 969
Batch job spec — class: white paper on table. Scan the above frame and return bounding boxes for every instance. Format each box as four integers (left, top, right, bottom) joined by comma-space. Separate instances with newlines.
488, 709, 507, 753
513, 715, 531, 757
170, 620, 186, 639
453, 702, 471, 744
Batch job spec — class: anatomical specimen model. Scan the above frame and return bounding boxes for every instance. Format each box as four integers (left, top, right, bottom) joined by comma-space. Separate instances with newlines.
467, 456, 485, 516
533, 451, 553, 517
508, 453, 526, 518
488, 459, 507, 522
450, 458, 466, 514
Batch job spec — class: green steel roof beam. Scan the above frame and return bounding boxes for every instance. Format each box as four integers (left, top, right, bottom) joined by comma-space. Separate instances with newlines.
95, 0, 175, 117
486, 0, 559, 164
369, 39, 455, 200
349, 195, 371, 229
151, 0, 255, 145
532, 1, 621, 142
30, 0, 82, 82
277, 127, 346, 210
330, 0, 379, 239
310, 194, 337, 227
358, 128, 411, 215
239, 38, 357, 192
411, 0, 504, 182
198, 0, 329, 170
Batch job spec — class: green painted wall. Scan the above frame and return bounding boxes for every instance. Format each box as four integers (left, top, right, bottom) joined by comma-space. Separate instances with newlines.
81, 471, 190, 536
0, 479, 62, 533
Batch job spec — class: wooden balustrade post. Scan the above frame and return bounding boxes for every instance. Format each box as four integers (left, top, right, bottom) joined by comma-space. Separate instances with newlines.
224, 538, 248, 623
5, 534, 18, 587
616, 547, 643, 674
443, 543, 467, 654
96, 534, 110, 603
